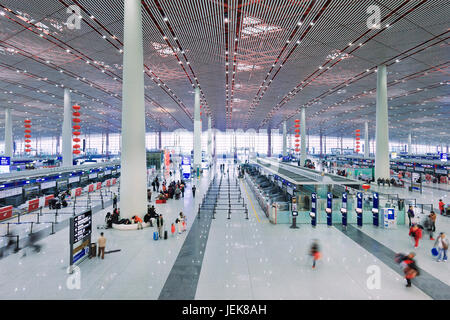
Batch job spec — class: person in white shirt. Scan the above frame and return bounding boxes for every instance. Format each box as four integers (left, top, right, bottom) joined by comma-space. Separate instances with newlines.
434, 232, 449, 262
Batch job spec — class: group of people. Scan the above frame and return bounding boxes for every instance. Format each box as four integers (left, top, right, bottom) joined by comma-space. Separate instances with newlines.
156, 180, 186, 201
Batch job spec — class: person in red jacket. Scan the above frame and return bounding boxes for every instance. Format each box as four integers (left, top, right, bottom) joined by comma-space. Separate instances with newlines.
396, 252, 420, 287
438, 199, 445, 215
409, 224, 422, 248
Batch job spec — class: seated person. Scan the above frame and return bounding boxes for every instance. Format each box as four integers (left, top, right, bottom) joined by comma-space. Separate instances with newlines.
174, 187, 181, 199
144, 212, 152, 224
148, 205, 157, 218
111, 210, 120, 224
132, 215, 143, 229
157, 192, 166, 200
105, 212, 113, 228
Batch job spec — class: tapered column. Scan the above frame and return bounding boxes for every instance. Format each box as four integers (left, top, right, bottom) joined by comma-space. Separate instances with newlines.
120, 0, 147, 219
267, 128, 272, 157
4, 109, 13, 158
300, 107, 307, 166
105, 131, 110, 158
207, 116, 212, 162
375, 65, 390, 180
193, 87, 202, 175
408, 133, 412, 155
282, 121, 287, 157
62, 88, 73, 167
364, 121, 369, 158
319, 131, 323, 157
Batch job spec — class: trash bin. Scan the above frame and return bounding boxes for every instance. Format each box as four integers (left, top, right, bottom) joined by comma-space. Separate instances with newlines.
90, 243, 97, 258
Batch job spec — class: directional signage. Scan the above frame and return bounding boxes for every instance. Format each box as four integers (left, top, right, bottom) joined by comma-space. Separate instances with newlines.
311, 193, 317, 226
341, 192, 348, 226
70, 210, 92, 245
372, 192, 379, 227
356, 192, 363, 227
326, 193, 332, 226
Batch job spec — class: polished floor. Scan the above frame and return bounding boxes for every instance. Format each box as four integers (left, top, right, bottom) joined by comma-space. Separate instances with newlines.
0, 161, 448, 300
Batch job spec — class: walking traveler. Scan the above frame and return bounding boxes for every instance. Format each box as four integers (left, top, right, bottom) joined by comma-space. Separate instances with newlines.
309, 240, 321, 269
396, 252, 420, 287
407, 205, 415, 227
98, 233, 106, 259
434, 232, 449, 262
157, 214, 164, 239
409, 224, 422, 248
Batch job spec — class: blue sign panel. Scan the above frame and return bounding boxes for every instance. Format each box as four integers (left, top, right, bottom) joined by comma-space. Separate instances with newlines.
356, 192, 363, 227
372, 192, 379, 227
441, 153, 448, 162
0, 157, 11, 166
326, 193, 332, 226
311, 193, 317, 227
341, 193, 348, 226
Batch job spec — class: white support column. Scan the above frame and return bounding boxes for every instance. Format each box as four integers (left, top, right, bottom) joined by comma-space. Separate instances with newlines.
193, 87, 202, 175
62, 88, 73, 167
408, 133, 412, 155
364, 121, 369, 158
207, 115, 212, 163
120, 0, 147, 219
105, 131, 110, 158
300, 107, 307, 166
282, 121, 287, 157
375, 65, 390, 180
4, 108, 13, 158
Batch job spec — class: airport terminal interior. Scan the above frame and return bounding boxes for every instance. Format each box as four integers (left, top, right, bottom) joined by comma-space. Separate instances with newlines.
0, 0, 449, 302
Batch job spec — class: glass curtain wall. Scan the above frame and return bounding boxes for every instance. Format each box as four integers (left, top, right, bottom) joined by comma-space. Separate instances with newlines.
1, 131, 439, 157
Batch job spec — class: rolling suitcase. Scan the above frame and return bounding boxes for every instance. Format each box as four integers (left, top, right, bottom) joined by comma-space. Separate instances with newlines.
153, 232, 158, 241
164, 230, 168, 240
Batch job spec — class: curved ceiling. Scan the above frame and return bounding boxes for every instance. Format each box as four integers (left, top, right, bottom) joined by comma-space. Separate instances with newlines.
0, 0, 448, 145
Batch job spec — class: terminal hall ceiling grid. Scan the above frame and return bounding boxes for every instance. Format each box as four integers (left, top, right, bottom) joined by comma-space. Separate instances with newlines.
0, 0, 448, 145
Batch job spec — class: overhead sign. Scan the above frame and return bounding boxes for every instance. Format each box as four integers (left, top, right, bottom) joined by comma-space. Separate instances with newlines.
89, 173, 98, 179
441, 153, 448, 162
0, 187, 22, 199
0, 156, 11, 174
69, 176, 80, 184
41, 181, 56, 190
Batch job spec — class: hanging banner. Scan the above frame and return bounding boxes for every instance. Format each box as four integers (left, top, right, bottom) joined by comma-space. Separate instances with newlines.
326, 193, 332, 226
44, 195, 55, 207
27, 198, 40, 212
356, 192, 363, 227
0, 206, 13, 221
310, 193, 317, 226
372, 192, 379, 227
341, 193, 348, 226
73, 187, 82, 198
